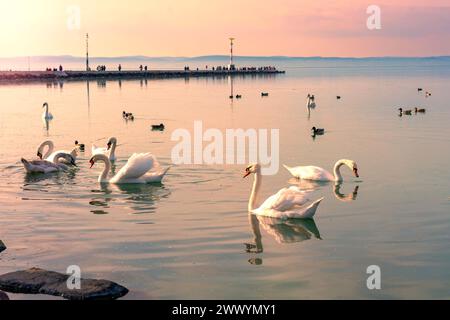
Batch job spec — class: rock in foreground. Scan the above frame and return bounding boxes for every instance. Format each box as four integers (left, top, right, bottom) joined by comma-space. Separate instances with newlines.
0, 240, 6, 253
0, 267, 128, 300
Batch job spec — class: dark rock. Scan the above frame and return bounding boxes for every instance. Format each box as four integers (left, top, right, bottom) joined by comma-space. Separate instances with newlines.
0, 267, 128, 300
0, 240, 5, 253
0, 291, 9, 300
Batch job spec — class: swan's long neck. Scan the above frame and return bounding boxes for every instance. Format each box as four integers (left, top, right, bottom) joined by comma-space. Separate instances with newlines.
38, 140, 54, 159
109, 140, 117, 159
43, 104, 49, 117
97, 154, 111, 182
248, 171, 262, 212
333, 160, 346, 182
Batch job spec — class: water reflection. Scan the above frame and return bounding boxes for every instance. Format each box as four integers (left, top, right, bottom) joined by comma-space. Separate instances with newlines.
245, 214, 321, 265
289, 178, 360, 202
89, 182, 171, 215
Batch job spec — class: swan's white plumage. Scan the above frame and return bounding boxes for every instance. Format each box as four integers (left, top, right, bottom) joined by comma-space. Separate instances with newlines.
283, 164, 334, 181
245, 164, 323, 219
113, 153, 156, 181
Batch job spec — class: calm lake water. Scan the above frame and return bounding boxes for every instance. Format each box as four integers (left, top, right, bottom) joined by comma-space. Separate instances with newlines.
0, 58, 449, 299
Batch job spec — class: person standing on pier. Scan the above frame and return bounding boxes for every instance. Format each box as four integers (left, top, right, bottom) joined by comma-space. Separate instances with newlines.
118, 64, 122, 71
139, 65, 143, 71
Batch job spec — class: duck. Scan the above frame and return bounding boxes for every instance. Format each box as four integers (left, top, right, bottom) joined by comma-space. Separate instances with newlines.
417, 88, 423, 92
243, 163, 323, 219
398, 108, 412, 116
425, 91, 432, 97
21, 152, 76, 174
74, 140, 85, 152
89, 153, 170, 184
236, 94, 242, 99
229, 95, 234, 99
261, 92, 269, 97
92, 137, 118, 161
283, 159, 359, 182
151, 123, 165, 131
415, 107, 426, 113
336, 96, 341, 100
122, 111, 134, 120
311, 127, 325, 135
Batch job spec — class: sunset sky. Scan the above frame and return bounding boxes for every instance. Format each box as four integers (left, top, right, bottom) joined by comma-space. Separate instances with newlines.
1, 0, 449, 57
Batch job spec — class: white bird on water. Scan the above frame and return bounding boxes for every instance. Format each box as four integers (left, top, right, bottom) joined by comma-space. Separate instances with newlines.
92, 137, 118, 161
89, 153, 170, 184
36, 140, 78, 164
283, 159, 359, 182
21, 152, 76, 174
42, 102, 53, 120
243, 163, 323, 219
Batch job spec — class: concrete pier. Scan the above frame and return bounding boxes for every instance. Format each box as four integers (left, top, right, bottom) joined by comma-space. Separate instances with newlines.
0, 69, 285, 82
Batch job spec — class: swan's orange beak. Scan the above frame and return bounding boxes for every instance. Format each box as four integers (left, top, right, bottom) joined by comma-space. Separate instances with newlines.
353, 167, 359, 178
89, 159, 95, 168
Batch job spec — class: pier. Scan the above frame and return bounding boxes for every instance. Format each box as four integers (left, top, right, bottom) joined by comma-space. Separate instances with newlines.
0, 68, 285, 82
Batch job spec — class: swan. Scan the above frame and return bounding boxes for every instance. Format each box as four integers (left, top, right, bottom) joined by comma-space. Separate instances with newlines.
36, 140, 78, 164
42, 102, 53, 120
21, 152, 75, 174
243, 163, 323, 219
89, 153, 170, 184
306, 94, 316, 109
283, 159, 359, 182
92, 137, 118, 161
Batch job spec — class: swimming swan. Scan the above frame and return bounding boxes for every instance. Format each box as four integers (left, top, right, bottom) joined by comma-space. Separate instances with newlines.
283, 159, 359, 182
36, 140, 78, 164
21, 153, 75, 174
42, 102, 53, 120
92, 137, 118, 161
243, 163, 323, 219
89, 153, 170, 184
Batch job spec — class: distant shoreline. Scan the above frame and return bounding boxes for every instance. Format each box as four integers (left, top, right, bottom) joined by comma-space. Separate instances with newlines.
0, 69, 285, 82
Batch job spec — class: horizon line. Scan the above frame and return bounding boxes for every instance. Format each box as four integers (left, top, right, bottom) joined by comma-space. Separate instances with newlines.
1, 54, 450, 60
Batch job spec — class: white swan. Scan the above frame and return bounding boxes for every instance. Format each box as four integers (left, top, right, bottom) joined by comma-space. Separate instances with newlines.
89, 153, 170, 184
243, 163, 323, 219
283, 159, 359, 182
37, 140, 78, 164
21, 153, 75, 174
306, 94, 316, 109
92, 137, 117, 161
42, 102, 53, 120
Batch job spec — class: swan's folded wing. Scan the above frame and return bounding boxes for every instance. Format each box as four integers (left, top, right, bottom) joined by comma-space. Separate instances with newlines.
114, 153, 155, 180
259, 186, 310, 212
290, 165, 331, 180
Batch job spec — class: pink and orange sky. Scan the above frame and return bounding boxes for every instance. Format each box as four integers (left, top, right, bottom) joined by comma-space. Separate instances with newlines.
1, 0, 449, 57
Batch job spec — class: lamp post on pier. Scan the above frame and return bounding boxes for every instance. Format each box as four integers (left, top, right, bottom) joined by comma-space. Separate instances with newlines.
228, 37, 235, 71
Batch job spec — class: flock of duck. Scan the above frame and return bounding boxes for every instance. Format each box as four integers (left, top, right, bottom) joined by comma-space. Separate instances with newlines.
398, 88, 430, 116
31, 98, 361, 220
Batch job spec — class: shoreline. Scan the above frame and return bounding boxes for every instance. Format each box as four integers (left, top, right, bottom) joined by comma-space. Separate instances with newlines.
0, 69, 285, 82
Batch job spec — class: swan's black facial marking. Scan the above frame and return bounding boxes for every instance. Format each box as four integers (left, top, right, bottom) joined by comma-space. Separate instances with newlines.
89, 158, 95, 168
243, 166, 252, 178
37, 151, 43, 159
353, 167, 359, 178
107, 142, 112, 150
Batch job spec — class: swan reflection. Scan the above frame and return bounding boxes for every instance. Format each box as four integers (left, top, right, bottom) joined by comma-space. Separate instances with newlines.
89, 182, 170, 215
244, 214, 321, 265
288, 178, 359, 202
